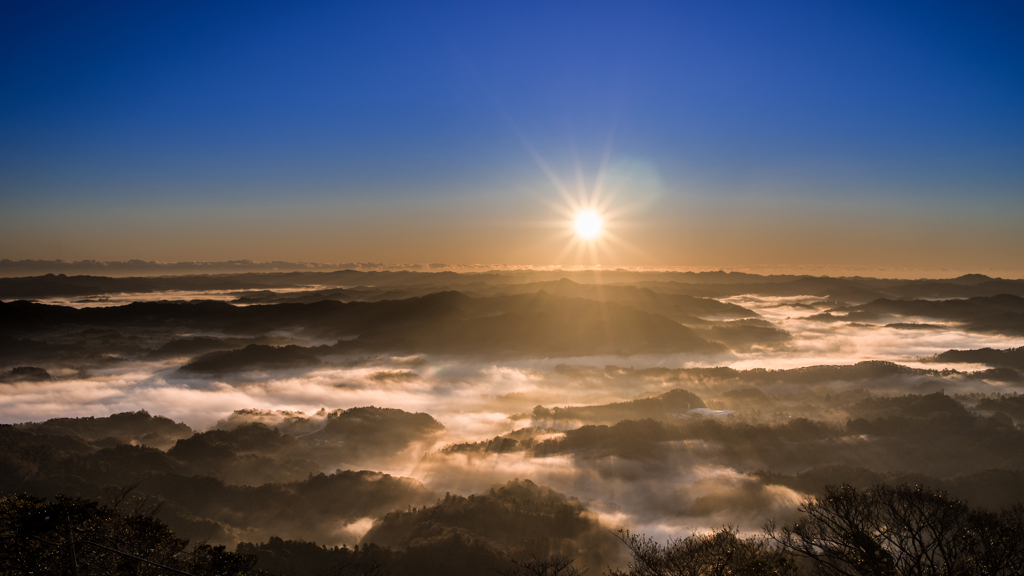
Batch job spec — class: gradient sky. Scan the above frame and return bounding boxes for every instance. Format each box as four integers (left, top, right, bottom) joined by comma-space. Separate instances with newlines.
1, 1, 1022, 272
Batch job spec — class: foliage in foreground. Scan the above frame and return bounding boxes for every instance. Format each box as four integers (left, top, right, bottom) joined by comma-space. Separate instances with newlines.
609, 527, 796, 576
768, 483, 1024, 576
6, 483, 1024, 576
611, 484, 1024, 576
0, 492, 257, 575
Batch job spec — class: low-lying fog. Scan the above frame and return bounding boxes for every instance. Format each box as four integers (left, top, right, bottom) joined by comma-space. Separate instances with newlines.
4, 290, 1021, 430
5, 286, 1024, 548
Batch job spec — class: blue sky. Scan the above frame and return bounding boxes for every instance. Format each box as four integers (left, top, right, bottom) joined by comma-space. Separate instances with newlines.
1, 1, 1022, 270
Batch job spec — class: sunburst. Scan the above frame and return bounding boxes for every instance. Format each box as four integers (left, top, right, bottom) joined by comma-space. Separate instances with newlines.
534, 154, 644, 267
507, 120, 649, 266
573, 210, 603, 240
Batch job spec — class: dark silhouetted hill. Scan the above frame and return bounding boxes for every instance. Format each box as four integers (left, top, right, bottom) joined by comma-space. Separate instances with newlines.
515, 388, 707, 425
335, 292, 725, 356
0, 366, 52, 383
2, 291, 727, 357
179, 344, 323, 373
837, 295, 1024, 335
975, 395, 1024, 421
167, 423, 319, 484
362, 479, 619, 574
551, 360, 968, 387
0, 420, 438, 546
5, 269, 1021, 304
475, 278, 758, 319
149, 335, 277, 358
305, 406, 447, 465
19, 410, 194, 450
925, 347, 1024, 371
846, 392, 970, 419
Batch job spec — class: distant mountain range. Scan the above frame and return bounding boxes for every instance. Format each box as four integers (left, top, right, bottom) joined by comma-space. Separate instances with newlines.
3, 269, 1022, 304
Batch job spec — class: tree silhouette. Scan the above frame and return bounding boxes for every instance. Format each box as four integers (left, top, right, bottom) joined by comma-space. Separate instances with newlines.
766, 483, 1024, 576
609, 526, 796, 576
497, 555, 587, 576
0, 493, 258, 575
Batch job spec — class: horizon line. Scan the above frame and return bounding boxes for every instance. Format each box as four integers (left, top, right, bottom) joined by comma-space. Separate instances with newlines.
2, 258, 1023, 281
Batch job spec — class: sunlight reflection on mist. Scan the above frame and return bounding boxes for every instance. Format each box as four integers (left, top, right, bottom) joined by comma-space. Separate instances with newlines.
3, 294, 1022, 434
717, 294, 1024, 370
3, 290, 1023, 542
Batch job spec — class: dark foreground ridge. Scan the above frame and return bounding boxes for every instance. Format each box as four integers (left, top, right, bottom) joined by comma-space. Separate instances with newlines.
5, 482, 1024, 575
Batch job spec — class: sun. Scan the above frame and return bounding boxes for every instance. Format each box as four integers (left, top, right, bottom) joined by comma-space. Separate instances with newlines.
574, 210, 603, 240
525, 141, 646, 265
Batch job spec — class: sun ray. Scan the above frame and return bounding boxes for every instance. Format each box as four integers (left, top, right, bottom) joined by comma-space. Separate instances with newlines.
511, 122, 652, 268
597, 228, 652, 262
573, 146, 589, 209
505, 119, 578, 210
591, 130, 615, 207
553, 238, 580, 264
